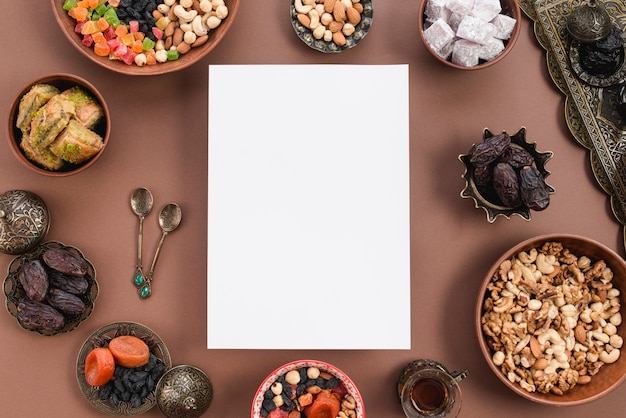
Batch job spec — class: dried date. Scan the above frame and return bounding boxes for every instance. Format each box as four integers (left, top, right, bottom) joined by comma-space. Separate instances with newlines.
497, 146, 534, 168
17, 298, 65, 332
48, 269, 89, 295
519, 165, 550, 211
473, 164, 492, 188
17, 260, 49, 302
47, 288, 86, 315
493, 163, 521, 207
42, 248, 88, 277
469, 133, 511, 166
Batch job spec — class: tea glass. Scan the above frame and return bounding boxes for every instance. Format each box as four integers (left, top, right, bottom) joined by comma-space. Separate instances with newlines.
397, 359, 468, 418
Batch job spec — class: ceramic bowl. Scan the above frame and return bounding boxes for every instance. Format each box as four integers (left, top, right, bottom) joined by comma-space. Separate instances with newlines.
291, 0, 373, 53
3, 241, 98, 336
459, 127, 554, 222
476, 234, 626, 406
418, 0, 521, 69
50, 0, 239, 75
76, 321, 172, 415
251, 359, 365, 417
7, 73, 110, 177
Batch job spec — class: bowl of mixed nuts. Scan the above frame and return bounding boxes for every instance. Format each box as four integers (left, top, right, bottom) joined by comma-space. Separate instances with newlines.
251, 359, 365, 417
476, 234, 626, 406
459, 127, 554, 222
291, 0, 373, 53
51, 0, 239, 75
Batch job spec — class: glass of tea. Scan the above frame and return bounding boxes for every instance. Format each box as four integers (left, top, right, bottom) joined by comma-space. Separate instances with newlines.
397, 359, 468, 418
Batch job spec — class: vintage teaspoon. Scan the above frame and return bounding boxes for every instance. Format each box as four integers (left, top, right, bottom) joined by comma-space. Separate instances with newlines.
139, 203, 182, 298
131, 188, 153, 293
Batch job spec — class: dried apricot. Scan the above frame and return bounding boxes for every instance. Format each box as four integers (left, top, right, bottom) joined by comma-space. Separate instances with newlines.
302, 390, 341, 418
108, 335, 150, 368
85, 347, 115, 386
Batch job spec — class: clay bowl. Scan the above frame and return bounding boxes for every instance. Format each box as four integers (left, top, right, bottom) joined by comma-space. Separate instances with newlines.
476, 234, 626, 406
50, 0, 240, 76
418, 0, 521, 69
7, 73, 110, 177
251, 359, 365, 417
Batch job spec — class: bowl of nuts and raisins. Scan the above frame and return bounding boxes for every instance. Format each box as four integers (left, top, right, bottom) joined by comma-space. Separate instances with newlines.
251, 359, 365, 417
3, 241, 98, 336
476, 234, 626, 406
51, 0, 240, 75
459, 127, 554, 222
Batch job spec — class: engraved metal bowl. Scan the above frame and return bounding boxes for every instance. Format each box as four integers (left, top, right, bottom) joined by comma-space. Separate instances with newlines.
459, 127, 555, 222
475, 234, 626, 406
290, 0, 373, 53
566, 0, 612, 43
3, 241, 98, 336
251, 359, 366, 418
156, 365, 213, 418
76, 321, 172, 416
0, 190, 50, 255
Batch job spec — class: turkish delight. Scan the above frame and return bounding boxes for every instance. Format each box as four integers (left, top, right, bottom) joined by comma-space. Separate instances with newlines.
456, 15, 496, 44
490, 13, 517, 40
452, 39, 481, 67
471, 0, 502, 22
423, 18, 456, 53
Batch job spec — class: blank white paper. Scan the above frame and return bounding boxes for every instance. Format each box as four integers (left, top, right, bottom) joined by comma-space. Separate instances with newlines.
208, 64, 410, 349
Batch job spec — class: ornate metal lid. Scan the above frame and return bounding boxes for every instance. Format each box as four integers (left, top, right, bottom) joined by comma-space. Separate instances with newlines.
0, 190, 50, 255
566, 0, 612, 43
156, 365, 213, 418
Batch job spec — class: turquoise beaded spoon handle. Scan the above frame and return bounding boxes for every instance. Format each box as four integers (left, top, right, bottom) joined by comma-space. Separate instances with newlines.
130, 188, 153, 296
140, 203, 182, 299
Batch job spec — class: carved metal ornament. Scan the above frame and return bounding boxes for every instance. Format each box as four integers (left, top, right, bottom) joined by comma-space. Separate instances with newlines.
156, 365, 213, 418
0, 190, 50, 255
566, 0, 612, 42
519, 0, 626, 250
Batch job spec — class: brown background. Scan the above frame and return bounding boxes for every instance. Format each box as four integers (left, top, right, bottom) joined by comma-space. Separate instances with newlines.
1, 1, 626, 417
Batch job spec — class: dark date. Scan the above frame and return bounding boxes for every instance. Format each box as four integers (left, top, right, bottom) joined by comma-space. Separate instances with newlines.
493, 163, 521, 207
519, 166, 550, 211
497, 146, 534, 168
47, 288, 86, 316
42, 248, 88, 277
469, 133, 511, 166
17, 298, 65, 332
48, 269, 89, 295
17, 260, 49, 302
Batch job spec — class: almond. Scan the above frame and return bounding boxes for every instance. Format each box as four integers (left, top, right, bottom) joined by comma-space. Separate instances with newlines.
353, 2, 364, 13
332, 30, 346, 46
574, 324, 587, 343
165, 21, 176, 37
346, 6, 361, 25
333, 0, 346, 22
192, 35, 209, 47
532, 357, 548, 370
324, 0, 336, 13
529, 336, 542, 358
577, 375, 592, 385
177, 42, 191, 54
328, 20, 343, 32
297, 13, 311, 28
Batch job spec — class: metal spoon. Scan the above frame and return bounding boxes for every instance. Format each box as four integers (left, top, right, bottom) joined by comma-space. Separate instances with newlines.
140, 203, 182, 298
131, 188, 153, 292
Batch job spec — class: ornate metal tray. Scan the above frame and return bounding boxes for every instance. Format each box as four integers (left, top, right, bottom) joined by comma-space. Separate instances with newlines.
520, 0, 626, 250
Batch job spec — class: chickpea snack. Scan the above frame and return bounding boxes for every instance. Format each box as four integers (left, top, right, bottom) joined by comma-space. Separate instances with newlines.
291, 0, 374, 53
475, 234, 626, 406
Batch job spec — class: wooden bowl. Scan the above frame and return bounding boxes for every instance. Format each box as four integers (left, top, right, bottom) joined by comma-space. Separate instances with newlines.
476, 234, 626, 406
7, 73, 110, 177
418, 0, 520, 69
50, 0, 240, 76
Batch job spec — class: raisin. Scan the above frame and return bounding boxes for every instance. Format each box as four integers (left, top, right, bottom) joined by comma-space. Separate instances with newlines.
469, 133, 511, 166
46, 288, 86, 315
17, 298, 65, 332
493, 162, 522, 207
48, 269, 89, 295
42, 248, 88, 277
497, 146, 534, 168
18, 259, 49, 302
519, 166, 550, 211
